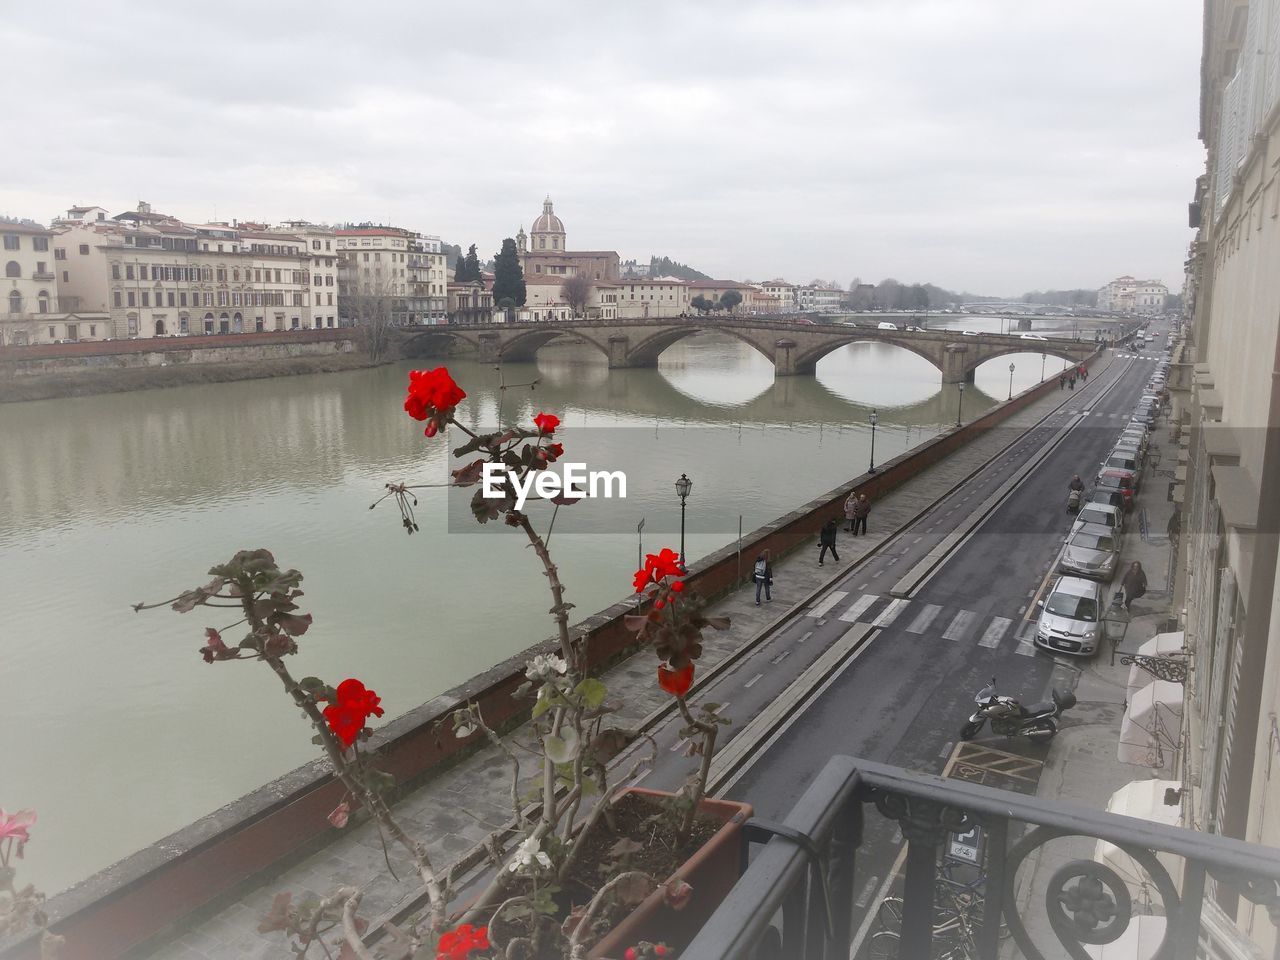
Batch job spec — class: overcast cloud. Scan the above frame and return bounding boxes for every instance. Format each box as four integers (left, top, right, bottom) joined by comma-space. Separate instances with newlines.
0, 0, 1202, 295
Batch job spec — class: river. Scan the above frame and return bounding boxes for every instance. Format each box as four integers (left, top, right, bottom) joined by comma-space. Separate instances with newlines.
0, 320, 1079, 893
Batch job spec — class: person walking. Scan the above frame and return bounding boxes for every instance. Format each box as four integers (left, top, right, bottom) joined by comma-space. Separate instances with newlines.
844, 491, 858, 532
1069, 375, 1076, 390
818, 519, 840, 566
1121, 561, 1148, 611
852, 493, 870, 536
753, 550, 774, 605
1060, 374, 1066, 390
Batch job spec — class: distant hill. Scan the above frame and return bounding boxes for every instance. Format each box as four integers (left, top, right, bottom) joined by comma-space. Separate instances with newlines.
648, 256, 711, 281
1018, 288, 1099, 307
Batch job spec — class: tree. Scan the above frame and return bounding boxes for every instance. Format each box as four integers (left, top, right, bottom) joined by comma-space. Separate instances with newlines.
491, 238, 526, 317
690, 294, 714, 315
463, 244, 482, 283
910, 284, 929, 309
341, 269, 398, 363
454, 256, 466, 282
719, 290, 743, 313
560, 275, 593, 318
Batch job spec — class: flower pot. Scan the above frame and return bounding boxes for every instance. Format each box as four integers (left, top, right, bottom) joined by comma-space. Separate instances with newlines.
588, 788, 753, 960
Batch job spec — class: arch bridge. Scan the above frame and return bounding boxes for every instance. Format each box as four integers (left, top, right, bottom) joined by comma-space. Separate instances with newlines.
394, 318, 1096, 385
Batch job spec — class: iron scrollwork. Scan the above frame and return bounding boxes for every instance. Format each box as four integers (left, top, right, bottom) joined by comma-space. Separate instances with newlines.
866, 786, 973, 844
1002, 825, 1182, 960
1120, 653, 1189, 684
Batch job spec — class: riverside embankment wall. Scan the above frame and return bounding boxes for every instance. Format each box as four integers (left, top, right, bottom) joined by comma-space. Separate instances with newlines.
0, 330, 363, 401
0, 348, 1102, 960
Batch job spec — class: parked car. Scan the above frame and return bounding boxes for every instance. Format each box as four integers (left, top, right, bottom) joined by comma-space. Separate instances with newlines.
1095, 470, 1135, 509
877, 321, 899, 331
1058, 523, 1121, 581
1020, 333, 1048, 341
1035, 576, 1106, 656
962, 330, 979, 336
1101, 450, 1142, 477
1074, 502, 1125, 536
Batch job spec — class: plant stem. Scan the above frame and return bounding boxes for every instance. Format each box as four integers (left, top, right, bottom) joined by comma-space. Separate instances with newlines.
567, 870, 653, 957
341, 890, 374, 960
674, 697, 718, 842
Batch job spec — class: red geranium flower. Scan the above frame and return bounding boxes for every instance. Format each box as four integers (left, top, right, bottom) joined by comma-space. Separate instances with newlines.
632, 567, 652, 593
436, 923, 490, 960
405, 368, 466, 437
321, 678, 385, 748
533, 412, 560, 435
645, 548, 683, 581
658, 662, 694, 697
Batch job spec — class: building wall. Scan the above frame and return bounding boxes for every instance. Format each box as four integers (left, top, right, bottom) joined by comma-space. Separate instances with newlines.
615, 280, 688, 318
1184, 0, 1280, 949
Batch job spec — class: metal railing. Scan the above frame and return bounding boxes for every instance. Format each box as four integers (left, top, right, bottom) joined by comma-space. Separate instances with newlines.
685, 757, 1280, 960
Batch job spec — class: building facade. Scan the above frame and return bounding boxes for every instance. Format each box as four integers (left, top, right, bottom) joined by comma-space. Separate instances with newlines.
1098, 275, 1169, 314
335, 226, 415, 327
614, 278, 689, 318
758, 279, 797, 313
408, 235, 448, 324
796, 284, 846, 312
1, 216, 109, 345
1178, 0, 1280, 951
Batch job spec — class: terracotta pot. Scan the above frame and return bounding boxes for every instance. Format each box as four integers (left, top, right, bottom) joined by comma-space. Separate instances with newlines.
588, 788, 753, 960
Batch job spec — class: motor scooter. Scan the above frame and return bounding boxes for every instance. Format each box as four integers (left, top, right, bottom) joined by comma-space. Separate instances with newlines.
959, 678, 1077, 742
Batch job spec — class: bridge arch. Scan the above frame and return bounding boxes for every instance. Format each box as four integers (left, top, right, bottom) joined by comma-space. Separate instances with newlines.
625, 324, 777, 368
497, 326, 611, 363
399, 327, 484, 358
959, 343, 1087, 381
790, 335, 946, 377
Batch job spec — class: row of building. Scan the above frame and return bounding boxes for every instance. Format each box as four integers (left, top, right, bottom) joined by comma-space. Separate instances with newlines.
0, 196, 855, 345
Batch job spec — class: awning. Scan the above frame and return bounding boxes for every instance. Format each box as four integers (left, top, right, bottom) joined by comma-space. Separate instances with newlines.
1119, 681, 1183, 770
1095, 779, 1183, 909
1125, 632, 1186, 703
1083, 915, 1169, 959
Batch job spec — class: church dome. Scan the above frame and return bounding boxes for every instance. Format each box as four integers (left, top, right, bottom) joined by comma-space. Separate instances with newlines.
531, 197, 564, 235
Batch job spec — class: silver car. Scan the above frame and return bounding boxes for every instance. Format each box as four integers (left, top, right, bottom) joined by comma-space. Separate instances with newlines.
1058, 522, 1120, 581
1035, 576, 1105, 656
1073, 501, 1124, 536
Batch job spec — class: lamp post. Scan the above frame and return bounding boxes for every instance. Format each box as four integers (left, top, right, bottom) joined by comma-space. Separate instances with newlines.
868, 409, 878, 473
1007, 362, 1015, 400
1040, 352, 1047, 382
675, 473, 692, 568
956, 382, 965, 428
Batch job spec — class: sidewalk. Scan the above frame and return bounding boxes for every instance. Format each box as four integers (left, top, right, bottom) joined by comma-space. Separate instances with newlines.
1009, 397, 1182, 958
147, 370, 1108, 960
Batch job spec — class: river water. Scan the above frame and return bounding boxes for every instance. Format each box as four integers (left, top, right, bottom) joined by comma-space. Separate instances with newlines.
0, 319, 1078, 892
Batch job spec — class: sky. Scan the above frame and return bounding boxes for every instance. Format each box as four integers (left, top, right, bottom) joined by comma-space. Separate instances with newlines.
1, 0, 1203, 296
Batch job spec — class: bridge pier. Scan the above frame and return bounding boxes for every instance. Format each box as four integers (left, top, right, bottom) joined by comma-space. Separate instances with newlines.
607, 335, 633, 369
940, 344, 972, 385
477, 333, 502, 364
773, 339, 799, 376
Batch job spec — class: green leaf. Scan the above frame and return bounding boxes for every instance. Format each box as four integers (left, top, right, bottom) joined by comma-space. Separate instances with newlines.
531, 690, 552, 719
544, 728, 580, 764
575, 678, 608, 709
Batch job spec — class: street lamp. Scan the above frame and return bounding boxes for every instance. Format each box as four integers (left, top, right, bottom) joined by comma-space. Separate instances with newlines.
868, 409, 878, 473
675, 473, 692, 567
956, 382, 965, 428
1008, 361, 1016, 400
1040, 352, 1047, 382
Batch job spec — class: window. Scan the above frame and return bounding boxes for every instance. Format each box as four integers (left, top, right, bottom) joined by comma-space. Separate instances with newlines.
3, 235, 19, 250
167, 292, 175, 307
3, 261, 18, 278
204, 293, 212, 307
113, 291, 122, 307
312, 240, 321, 250
49, 326, 57, 339
327, 292, 333, 306
55, 248, 67, 260
126, 265, 135, 280
179, 293, 187, 307
274, 269, 280, 283
79, 244, 89, 255
37, 290, 50, 312
217, 291, 228, 306
7, 290, 21, 313
216, 267, 226, 282
315, 292, 322, 306
62, 271, 69, 283
141, 292, 149, 307
232, 293, 241, 307
233, 268, 240, 281
139, 265, 148, 280
90, 325, 96, 337
127, 292, 136, 307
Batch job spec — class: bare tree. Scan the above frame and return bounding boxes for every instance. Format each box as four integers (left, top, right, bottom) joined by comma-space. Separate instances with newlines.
341, 264, 399, 362
560, 275, 593, 318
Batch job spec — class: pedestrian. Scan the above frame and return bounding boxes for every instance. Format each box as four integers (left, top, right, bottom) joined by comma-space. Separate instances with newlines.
852, 493, 870, 536
753, 549, 773, 605
844, 491, 858, 532
1060, 374, 1066, 390
1069, 376, 1076, 390
818, 519, 840, 566
1121, 561, 1147, 611
1167, 510, 1182, 543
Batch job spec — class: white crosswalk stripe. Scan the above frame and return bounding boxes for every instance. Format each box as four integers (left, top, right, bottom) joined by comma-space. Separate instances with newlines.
807, 590, 847, 619
838, 594, 879, 622
872, 598, 911, 628
942, 609, 979, 642
977, 616, 1013, 649
905, 604, 943, 634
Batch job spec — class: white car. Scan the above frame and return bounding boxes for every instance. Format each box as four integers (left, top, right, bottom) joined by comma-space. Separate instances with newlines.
1073, 501, 1124, 536
877, 322, 899, 331
1019, 333, 1048, 341
962, 330, 979, 336
1035, 576, 1105, 656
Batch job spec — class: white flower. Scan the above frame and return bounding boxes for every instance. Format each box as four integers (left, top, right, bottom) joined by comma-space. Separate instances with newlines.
524, 654, 568, 683
508, 836, 552, 874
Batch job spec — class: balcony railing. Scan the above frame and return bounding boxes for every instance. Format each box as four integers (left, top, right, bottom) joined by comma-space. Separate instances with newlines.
684, 757, 1280, 960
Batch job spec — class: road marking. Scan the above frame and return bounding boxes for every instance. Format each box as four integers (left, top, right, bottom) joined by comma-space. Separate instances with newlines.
872, 598, 911, 628
770, 650, 791, 665
912, 536, 923, 544
942, 609, 979, 642
798, 631, 813, 644
1018, 604, 1027, 615
744, 673, 763, 688
857, 582, 869, 591
807, 590, 847, 619
978, 616, 1013, 649
838, 593, 879, 622
905, 603, 943, 634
